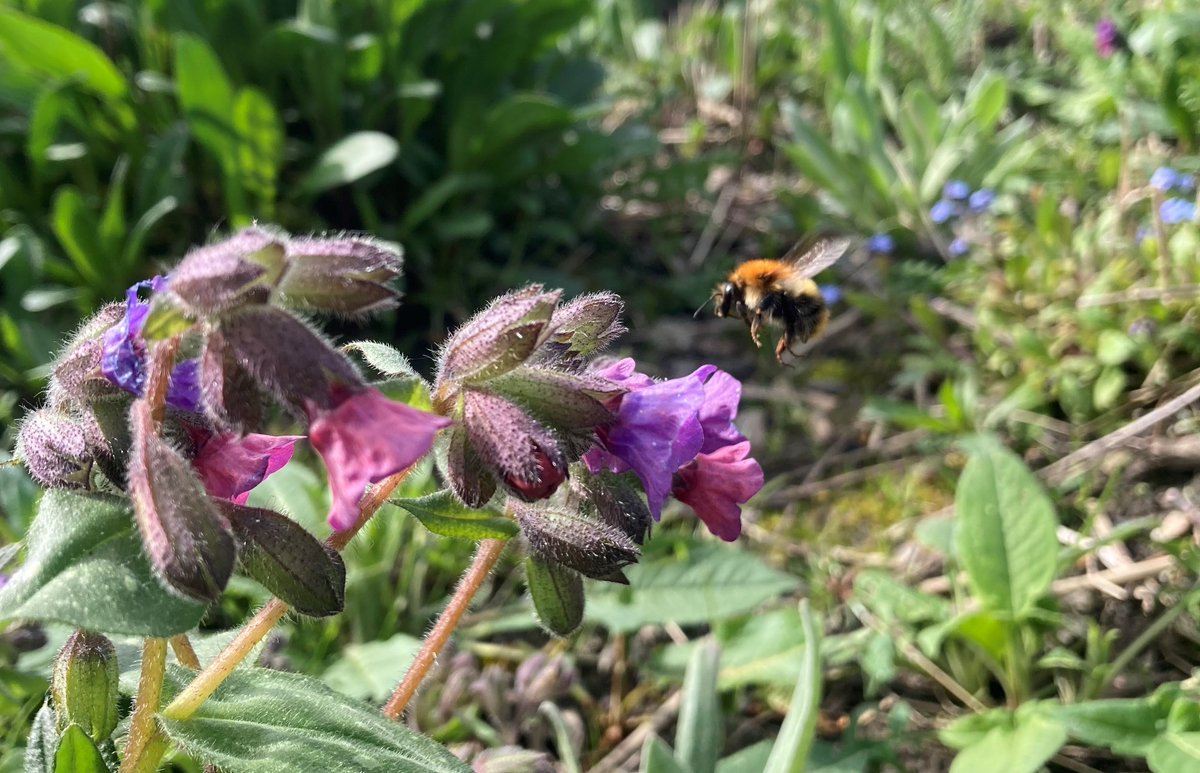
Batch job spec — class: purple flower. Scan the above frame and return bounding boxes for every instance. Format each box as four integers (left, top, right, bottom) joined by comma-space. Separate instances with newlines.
101, 278, 201, 411
1135, 226, 1152, 245
308, 386, 451, 532
866, 233, 894, 254
930, 200, 957, 224
968, 189, 995, 213
584, 359, 763, 540
1095, 18, 1120, 58
943, 180, 970, 201
1160, 197, 1197, 225
948, 238, 970, 257
1151, 167, 1180, 192
820, 285, 842, 305
188, 428, 303, 505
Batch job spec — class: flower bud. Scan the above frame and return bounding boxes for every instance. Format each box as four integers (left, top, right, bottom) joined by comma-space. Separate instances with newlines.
221, 502, 346, 617
167, 228, 286, 316
219, 306, 363, 414
514, 653, 575, 709
198, 328, 265, 432
524, 556, 584, 638
472, 747, 556, 773
445, 428, 498, 507
129, 400, 236, 602
513, 501, 639, 580
439, 286, 561, 385
17, 408, 94, 489
485, 367, 617, 440
463, 390, 567, 502
578, 471, 653, 545
277, 236, 403, 314
50, 631, 119, 742
46, 303, 126, 406
536, 291, 626, 365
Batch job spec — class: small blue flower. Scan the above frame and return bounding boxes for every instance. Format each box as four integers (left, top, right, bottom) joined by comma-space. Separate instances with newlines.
968, 189, 995, 213
1128, 318, 1156, 337
1135, 226, 1151, 245
820, 285, 842, 304
943, 180, 970, 201
930, 200, 957, 224
948, 238, 969, 257
1159, 197, 1197, 225
1150, 167, 1180, 192
1180, 175, 1196, 192
866, 233, 895, 254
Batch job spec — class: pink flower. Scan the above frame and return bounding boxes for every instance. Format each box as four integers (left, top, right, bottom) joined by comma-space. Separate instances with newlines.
307, 387, 451, 531
673, 441, 764, 542
190, 430, 303, 504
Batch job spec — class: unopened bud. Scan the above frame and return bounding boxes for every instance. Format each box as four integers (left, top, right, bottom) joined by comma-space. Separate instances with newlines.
525, 555, 584, 638
473, 747, 555, 773
219, 306, 363, 414
579, 471, 653, 545
445, 428, 498, 507
17, 408, 94, 489
278, 236, 402, 314
198, 328, 265, 431
50, 631, 119, 742
47, 303, 126, 406
221, 502, 346, 617
167, 228, 286, 316
537, 291, 626, 364
439, 286, 561, 385
514, 654, 575, 708
129, 400, 235, 602
486, 367, 617, 438
514, 501, 639, 580
463, 391, 567, 502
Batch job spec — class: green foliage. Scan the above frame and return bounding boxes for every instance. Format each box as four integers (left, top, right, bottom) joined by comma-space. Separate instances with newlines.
391, 490, 519, 541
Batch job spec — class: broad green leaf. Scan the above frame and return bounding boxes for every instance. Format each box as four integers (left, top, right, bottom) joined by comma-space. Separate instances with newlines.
967, 72, 1007, 133
947, 705, 1066, 773
53, 726, 106, 773
321, 633, 422, 702
764, 601, 823, 773
298, 131, 399, 195
24, 700, 57, 773
1148, 732, 1200, 773
158, 666, 469, 772
852, 569, 950, 625
716, 742, 772, 773
175, 35, 236, 162
391, 490, 518, 541
51, 187, 103, 286
586, 544, 799, 632
0, 8, 126, 99
640, 736, 688, 773
526, 555, 584, 637
677, 642, 721, 773
1054, 699, 1163, 756
652, 609, 812, 690
954, 442, 1058, 616
244, 461, 329, 536
0, 490, 206, 636
234, 87, 283, 214
466, 94, 573, 168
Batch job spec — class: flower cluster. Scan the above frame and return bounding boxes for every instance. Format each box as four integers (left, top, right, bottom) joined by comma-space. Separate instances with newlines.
929, 180, 995, 257
1150, 166, 1198, 226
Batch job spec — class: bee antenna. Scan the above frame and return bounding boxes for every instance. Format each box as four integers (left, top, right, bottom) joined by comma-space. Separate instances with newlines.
693, 296, 713, 318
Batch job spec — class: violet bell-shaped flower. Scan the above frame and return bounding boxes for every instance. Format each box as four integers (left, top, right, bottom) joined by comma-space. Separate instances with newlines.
188, 428, 304, 504
584, 359, 764, 541
307, 385, 451, 532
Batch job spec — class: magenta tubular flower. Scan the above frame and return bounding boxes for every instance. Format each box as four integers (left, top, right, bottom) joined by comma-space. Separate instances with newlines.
189, 429, 304, 504
673, 441, 764, 541
307, 387, 451, 531
1095, 18, 1119, 58
586, 359, 763, 540
100, 278, 201, 412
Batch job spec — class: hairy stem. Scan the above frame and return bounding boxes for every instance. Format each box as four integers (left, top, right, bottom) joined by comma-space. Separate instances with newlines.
119, 638, 167, 773
170, 635, 201, 669
382, 538, 508, 719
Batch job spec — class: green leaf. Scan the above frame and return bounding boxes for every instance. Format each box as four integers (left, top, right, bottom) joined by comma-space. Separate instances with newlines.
586, 543, 799, 632
653, 608, 812, 690
1054, 699, 1163, 756
852, 569, 950, 625
954, 441, 1058, 616
677, 642, 721, 773
51, 187, 103, 286
0, 490, 206, 636
640, 736, 689, 773
158, 666, 470, 772
526, 555, 584, 638
321, 633, 422, 703
1097, 329, 1138, 366
343, 341, 422, 381
233, 87, 284, 214
764, 600, 823, 773
1148, 732, 1200, 773
967, 71, 1007, 133
175, 35, 236, 162
24, 700, 58, 773
1093, 366, 1127, 412
53, 726, 106, 773
716, 742, 773, 773
299, 131, 399, 195
947, 704, 1066, 773
391, 490, 518, 541
0, 8, 126, 99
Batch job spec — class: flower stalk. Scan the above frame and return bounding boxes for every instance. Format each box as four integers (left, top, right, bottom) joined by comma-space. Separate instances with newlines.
118, 638, 167, 773
382, 538, 509, 719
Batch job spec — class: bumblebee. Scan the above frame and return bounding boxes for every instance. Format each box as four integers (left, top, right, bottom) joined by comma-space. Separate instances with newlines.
711, 236, 852, 362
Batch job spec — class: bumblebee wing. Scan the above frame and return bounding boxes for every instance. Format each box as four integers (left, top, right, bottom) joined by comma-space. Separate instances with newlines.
783, 236, 854, 278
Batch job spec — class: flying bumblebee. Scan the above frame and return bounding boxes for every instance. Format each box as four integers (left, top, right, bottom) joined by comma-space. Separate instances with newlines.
709, 236, 853, 363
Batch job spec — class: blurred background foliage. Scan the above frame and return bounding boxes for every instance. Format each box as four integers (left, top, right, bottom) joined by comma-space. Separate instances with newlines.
5, 0, 1200, 771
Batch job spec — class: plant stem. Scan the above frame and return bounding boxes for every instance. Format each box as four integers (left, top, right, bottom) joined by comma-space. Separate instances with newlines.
170, 635, 201, 669
1096, 581, 1200, 697
160, 466, 415, 723
382, 538, 508, 719
119, 638, 167, 773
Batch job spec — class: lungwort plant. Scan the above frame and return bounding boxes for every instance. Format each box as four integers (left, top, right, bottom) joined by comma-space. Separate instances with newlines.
2, 226, 765, 772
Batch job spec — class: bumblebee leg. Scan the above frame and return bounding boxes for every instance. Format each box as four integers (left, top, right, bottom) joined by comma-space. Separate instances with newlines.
774, 334, 789, 363
749, 312, 764, 347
